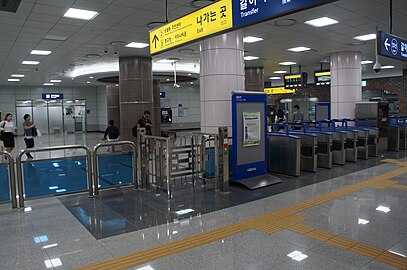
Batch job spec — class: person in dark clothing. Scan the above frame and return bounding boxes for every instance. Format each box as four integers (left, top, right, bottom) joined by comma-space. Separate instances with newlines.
292, 105, 304, 130
137, 111, 153, 135
275, 108, 286, 131
103, 120, 120, 141
23, 114, 35, 159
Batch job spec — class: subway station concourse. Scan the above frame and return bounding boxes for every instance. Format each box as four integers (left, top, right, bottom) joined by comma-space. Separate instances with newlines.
1, 0, 407, 269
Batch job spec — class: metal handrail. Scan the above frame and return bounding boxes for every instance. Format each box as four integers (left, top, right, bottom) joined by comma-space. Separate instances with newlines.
16, 145, 93, 208
93, 140, 137, 196
0, 151, 17, 209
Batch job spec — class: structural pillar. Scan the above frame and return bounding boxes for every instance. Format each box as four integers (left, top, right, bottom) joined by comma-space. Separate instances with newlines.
330, 52, 362, 119
119, 56, 153, 140
153, 79, 161, 136
245, 67, 264, 92
200, 30, 245, 134
106, 84, 120, 129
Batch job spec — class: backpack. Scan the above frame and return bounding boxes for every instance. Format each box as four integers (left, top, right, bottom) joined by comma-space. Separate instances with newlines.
132, 125, 138, 137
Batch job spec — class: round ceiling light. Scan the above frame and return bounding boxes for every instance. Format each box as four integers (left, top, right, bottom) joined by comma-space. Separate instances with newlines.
191, 0, 215, 8
147, 21, 167, 29
274, 19, 297, 27
347, 41, 366, 46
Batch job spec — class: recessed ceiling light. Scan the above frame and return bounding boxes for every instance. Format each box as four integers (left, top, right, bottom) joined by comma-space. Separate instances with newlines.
288, 46, 311, 52
31, 50, 52, 55
43, 83, 54, 86
166, 78, 170, 81
244, 56, 259, 61
269, 77, 281, 80
376, 206, 391, 213
354, 33, 376, 41
11, 74, 25, 77
279, 61, 297, 66
358, 218, 370, 225
86, 54, 101, 59
44, 35, 67, 41
274, 70, 287, 74
190, 82, 194, 84
8, 78, 20, 82
243, 36, 264, 43
22, 61, 39, 65
86, 81, 90, 84
64, 8, 99, 20
381, 65, 395, 69
89, 76, 94, 79
361, 60, 373, 64
50, 80, 62, 83
125, 42, 149, 48
187, 73, 192, 76
305, 17, 339, 27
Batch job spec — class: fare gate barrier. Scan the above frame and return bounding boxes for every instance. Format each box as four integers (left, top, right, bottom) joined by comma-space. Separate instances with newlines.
267, 124, 301, 177
93, 141, 137, 196
353, 118, 380, 157
391, 116, 407, 150
341, 119, 369, 160
333, 119, 358, 162
16, 145, 93, 208
0, 151, 17, 209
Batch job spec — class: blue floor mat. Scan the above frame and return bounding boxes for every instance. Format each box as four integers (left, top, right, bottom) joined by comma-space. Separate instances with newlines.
0, 164, 10, 203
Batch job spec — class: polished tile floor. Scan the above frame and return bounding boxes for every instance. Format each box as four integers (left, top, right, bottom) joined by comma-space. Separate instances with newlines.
0, 146, 406, 269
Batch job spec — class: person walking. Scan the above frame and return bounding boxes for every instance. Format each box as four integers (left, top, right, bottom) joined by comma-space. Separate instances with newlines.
137, 111, 153, 136
0, 113, 16, 153
103, 120, 120, 141
292, 105, 304, 130
23, 114, 35, 159
275, 108, 286, 132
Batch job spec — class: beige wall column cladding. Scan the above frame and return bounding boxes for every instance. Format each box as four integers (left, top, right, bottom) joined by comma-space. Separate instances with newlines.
153, 79, 161, 136
200, 30, 245, 134
245, 67, 264, 92
119, 56, 153, 140
330, 52, 362, 119
106, 84, 120, 129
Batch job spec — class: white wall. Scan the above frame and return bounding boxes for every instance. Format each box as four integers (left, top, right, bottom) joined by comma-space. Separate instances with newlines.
0, 86, 106, 132
160, 84, 200, 123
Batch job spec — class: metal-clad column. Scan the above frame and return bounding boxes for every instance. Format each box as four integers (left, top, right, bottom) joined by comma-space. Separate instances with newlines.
245, 67, 264, 92
153, 79, 161, 136
106, 84, 120, 129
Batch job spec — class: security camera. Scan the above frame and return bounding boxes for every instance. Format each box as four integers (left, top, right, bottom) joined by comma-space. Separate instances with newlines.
114, 51, 118, 55
104, 50, 108, 53
373, 61, 381, 73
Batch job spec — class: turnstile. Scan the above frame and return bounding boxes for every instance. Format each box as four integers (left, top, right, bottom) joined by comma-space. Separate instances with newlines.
388, 123, 400, 151
340, 119, 369, 160
354, 119, 380, 157
333, 120, 358, 162
267, 132, 301, 177
397, 116, 407, 150
296, 133, 318, 173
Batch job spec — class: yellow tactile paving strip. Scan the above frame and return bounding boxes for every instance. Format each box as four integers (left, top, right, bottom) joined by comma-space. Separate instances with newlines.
77, 161, 407, 270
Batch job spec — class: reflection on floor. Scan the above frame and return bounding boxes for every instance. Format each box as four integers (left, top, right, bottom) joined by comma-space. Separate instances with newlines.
60, 151, 407, 239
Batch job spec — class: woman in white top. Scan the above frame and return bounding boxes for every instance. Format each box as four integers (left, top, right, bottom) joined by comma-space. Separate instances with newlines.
0, 113, 16, 153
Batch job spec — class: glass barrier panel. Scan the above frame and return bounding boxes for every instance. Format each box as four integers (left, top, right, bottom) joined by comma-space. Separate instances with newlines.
97, 153, 133, 188
23, 157, 88, 198
0, 164, 10, 203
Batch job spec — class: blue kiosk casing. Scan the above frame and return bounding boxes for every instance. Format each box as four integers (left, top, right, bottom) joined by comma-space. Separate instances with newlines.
231, 92, 268, 181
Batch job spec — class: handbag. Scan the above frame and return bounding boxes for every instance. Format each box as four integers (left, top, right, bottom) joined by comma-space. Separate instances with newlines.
0, 122, 5, 141
32, 127, 38, 137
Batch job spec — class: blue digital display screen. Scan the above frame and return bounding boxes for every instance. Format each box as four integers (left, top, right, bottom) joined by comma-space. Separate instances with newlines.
377, 31, 407, 62
160, 92, 166, 98
232, 0, 338, 28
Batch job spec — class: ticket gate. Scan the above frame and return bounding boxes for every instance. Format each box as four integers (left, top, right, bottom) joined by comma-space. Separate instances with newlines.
267, 126, 301, 177
340, 119, 369, 160
388, 116, 406, 151
395, 116, 407, 150
333, 120, 358, 162
354, 118, 380, 157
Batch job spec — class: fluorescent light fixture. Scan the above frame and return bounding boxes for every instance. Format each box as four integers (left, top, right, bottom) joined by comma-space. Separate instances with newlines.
44, 258, 62, 268
42, 243, 58, 249
48, 186, 59, 190
157, 59, 176, 63
269, 77, 281, 80
43, 83, 54, 86
44, 35, 67, 41
86, 81, 90, 84
22, 61, 39, 65
288, 46, 311, 52
354, 33, 376, 41
376, 206, 391, 213
361, 60, 373, 64
125, 42, 149, 48
50, 80, 62, 83
243, 36, 264, 43
244, 56, 259, 61
279, 61, 296, 66
31, 50, 52, 55
287, 251, 308, 261
89, 76, 93, 79
274, 70, 287, 74
175, 208, 195, 215
188, 73, 192, 76
8, 78, 20, 82
358, 218, 370, 225
305, 17, 339, 27
381, 65, 395, 69
11, 74, 25, 77
64, 8, 99, 20
166, 78, 170, 81
389, 251, 406, 257
55, 189, 67, 193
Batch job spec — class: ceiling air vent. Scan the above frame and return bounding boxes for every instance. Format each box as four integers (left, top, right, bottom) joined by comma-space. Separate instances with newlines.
0, 0, 22, 13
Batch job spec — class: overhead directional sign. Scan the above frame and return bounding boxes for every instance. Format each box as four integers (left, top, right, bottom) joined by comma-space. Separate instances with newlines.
377, 31, 407, 62
149, 0, 338, 55
264, 87, 295, 95
149, 0, 233, 55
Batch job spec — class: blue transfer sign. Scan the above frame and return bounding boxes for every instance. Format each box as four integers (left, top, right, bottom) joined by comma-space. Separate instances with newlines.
377, 31, 407, 62
232, 0, 338, 28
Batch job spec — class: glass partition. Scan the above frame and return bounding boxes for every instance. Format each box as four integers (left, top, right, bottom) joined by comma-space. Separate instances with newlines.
97, 153, 133, 188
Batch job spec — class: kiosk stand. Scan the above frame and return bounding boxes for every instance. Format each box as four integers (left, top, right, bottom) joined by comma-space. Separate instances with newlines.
231, 92, 281, 189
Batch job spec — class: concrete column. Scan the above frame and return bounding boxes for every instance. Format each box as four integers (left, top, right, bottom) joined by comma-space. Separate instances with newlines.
106, 84, 120, 129
153, 79, 161, 136
119, 56, 153, 140
245, 67, 264, 92
330, 52, 362, 119
403, 69, 407, 116
200, 30, 245, 134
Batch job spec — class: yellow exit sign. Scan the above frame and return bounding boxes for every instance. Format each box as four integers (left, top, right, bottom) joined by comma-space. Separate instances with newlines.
264, 87, 296, 95
149, 0, 233, 55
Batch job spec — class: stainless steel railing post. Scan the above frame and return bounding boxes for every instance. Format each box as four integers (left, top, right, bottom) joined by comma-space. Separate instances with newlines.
0, 151, 17, 209
166, 137, 173, 200
16, 150, 25, 208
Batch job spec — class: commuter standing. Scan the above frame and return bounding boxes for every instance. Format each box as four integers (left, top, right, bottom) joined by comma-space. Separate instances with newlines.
23, 114, 35, 159
275, 108, 286, 131
0, 113, 16, 153
103, 120, 120, 141
292, 105, 304, 130
137, 111, 153, 135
